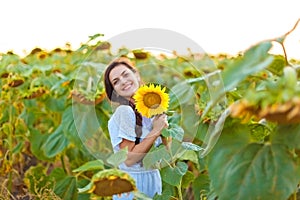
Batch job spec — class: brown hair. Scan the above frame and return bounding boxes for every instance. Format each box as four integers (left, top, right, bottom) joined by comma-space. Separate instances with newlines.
104, 57, 143, 144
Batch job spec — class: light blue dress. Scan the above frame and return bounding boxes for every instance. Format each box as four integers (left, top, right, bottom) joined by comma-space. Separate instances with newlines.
108, 105, 162, 199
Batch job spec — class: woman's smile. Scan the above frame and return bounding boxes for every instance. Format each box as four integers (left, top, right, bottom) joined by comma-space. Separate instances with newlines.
122, 83, 133, 91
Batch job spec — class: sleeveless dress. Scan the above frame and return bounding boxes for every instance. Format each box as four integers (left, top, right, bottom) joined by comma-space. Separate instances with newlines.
108, 105, 162, 199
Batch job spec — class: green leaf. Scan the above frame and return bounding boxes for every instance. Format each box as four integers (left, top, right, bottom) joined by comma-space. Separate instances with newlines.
44, 96, 67, 112
267, 55, 286, 75
106, 148, 128, 168
143, 145, 171, 169
209, 143, 300, 200
49, 167, 67, 182
72, 104, 111, 160
181, 104, 200, 137
24, 164, 54, 195
54, 176, 78, 200
192, 174, 210, 200
169, 81, 196, 108
77, 181, 93, 194
60, 106, 83, 147
12, 141, 24, 154
42, 125, 70, 158
161, 161, 188, 187
88, 33, 104, 41
207, 123, 251, 197
77, 179, 91, 200
272, 124, 300, 149
179, 150, 200, 169
72, 159, 105, 173
249, 122, 271, 142
222, 41, 274, 92
29, 128, 54, 161
153, 194, 171, 200
161, 122, 184, 141
133, 191, 153, 200
181, 142, 203, 151
181, 170, 195, 188
169, 139, 188, 161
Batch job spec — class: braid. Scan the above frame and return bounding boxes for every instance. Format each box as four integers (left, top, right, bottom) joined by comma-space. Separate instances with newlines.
129, 100, 143, 145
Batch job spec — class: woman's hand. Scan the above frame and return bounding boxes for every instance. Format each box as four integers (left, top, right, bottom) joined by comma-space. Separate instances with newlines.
152, 114, 169, 135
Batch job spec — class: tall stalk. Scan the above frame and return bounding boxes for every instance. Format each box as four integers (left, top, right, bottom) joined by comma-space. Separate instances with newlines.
176, 180, 183, 200
7, 90, 15, 192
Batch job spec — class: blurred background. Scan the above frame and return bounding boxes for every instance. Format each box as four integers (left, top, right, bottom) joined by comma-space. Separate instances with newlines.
0, 0, 299, 58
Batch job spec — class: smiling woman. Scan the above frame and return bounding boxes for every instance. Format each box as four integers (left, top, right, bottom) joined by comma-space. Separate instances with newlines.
103, 57, 170, 199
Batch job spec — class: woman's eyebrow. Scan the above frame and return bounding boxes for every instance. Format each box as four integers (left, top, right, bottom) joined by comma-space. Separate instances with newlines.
112, 70, 127, 82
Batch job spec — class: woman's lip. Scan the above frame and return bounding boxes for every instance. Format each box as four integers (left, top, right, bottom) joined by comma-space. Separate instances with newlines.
122, 83, 132, 91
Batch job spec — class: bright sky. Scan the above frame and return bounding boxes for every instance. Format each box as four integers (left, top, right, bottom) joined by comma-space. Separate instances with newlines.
1, 0, 299, 59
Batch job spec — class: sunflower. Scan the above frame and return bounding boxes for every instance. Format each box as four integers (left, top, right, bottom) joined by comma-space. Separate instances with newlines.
133, 84, 169, 118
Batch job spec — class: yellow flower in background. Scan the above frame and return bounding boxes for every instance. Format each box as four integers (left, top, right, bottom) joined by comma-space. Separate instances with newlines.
133, 84, 169, 118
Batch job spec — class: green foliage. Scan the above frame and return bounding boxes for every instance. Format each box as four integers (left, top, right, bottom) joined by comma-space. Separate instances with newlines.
106, 148, 128, 168
1, 23, 300, 200
72, 160, 105, 173
54, 176, 78, 200
221, 41, 274, 92
24, 165, 55, 196
210, 142, 299, 200
272, 124, 300, 149
161, 161, 188, 187
161, 122, 185, 141
267, 54, 286, 75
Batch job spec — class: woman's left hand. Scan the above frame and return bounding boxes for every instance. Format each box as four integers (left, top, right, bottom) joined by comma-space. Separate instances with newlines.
152, 114, 169, 134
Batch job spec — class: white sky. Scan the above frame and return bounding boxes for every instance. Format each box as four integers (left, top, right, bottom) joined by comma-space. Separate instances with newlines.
0, 0, 299, 59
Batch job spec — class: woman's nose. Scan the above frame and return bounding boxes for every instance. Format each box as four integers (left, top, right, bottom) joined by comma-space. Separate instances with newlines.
119, 77, 126, 85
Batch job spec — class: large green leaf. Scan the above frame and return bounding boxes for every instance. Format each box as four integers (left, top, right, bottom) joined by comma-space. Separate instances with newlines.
181, 170, 195, 188
44, 96, 67, 112
143, 145, 171, 169
181, 142, 203, 152
180, 104, 200, 138
192, 174, 210, 200
72, 159, 105, 173
29, 128, 53, 161
169, 81, 196, 108
61, 106, 84, 147
54, 176, 78, 200
72, 103, 112, 160
272, 124, 300, 149
209, 142, 300, 200
222, 41, 274, 92
72, 103, 102, 142
42, 125, 70, 158
24, 164, 55, 195
161, 161, 188, 187
161, 122, 184, 141
49, 167, 67, 182
106, 148, 128, 168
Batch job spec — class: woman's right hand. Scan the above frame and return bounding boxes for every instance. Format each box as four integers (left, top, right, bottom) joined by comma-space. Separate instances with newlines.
152, 114, 169, 135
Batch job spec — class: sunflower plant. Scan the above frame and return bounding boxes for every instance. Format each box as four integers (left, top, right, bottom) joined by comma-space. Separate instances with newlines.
133, 83, 170, 118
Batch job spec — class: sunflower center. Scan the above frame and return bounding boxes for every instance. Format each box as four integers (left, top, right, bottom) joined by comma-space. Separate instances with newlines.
143, 92, 161, 108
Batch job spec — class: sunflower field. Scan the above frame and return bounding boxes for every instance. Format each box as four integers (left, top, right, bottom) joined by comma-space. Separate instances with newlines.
1, 21, 300, 200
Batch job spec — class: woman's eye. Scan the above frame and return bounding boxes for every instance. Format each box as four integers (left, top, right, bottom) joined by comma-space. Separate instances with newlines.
123, 73, 129, 77
113, 80, 119, 85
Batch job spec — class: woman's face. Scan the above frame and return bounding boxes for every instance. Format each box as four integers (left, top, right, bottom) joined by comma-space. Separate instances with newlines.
109, 64, 140, 99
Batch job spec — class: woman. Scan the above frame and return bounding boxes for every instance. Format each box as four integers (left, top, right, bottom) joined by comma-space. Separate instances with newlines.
104, 57, 169, 199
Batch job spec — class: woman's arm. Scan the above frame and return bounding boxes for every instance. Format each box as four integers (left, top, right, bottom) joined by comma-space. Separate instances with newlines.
119, 114, 168, 166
